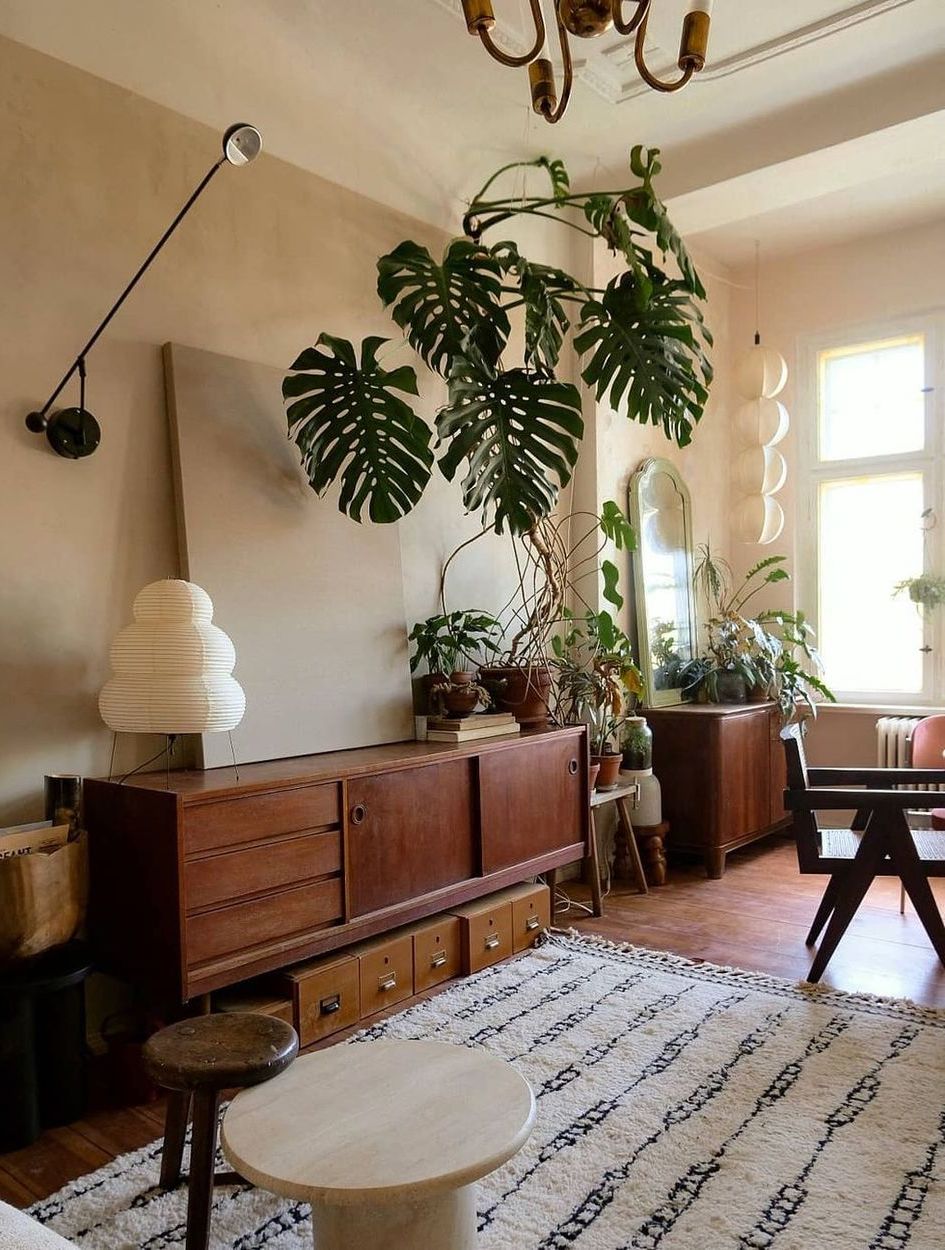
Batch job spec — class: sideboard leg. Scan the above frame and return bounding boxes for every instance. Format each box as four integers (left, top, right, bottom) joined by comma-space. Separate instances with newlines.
587, 811, 604, 918
545, 868, 559, 916
706, 848, 726, 879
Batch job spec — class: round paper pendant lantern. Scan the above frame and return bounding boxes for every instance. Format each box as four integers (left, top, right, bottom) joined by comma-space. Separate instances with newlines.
735, 397, 790, 447
734, 446, 787, 496
735, 344, 788, 400
99, 579, 245, 734
734, 495, 785, 546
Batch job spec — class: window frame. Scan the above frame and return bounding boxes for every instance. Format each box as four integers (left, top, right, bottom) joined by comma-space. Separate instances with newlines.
797, 313, 945, 708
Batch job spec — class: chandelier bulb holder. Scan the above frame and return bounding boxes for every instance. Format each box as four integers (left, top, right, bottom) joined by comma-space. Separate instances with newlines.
679, 9, 711, 72
461, 0, 496, 34
529, 58, 558, 117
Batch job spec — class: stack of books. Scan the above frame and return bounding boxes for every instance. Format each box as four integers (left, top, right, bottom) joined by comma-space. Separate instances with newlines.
426, 711, 521, 743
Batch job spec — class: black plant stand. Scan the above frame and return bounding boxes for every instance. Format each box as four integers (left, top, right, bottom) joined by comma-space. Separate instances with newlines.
0, 942, 92, 1149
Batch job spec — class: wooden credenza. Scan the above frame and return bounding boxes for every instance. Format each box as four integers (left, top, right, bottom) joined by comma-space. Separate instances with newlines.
645, 703, 788, 878
84, 726, 588, 1003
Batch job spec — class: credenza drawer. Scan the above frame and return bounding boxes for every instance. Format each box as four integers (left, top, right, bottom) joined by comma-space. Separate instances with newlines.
412, 915, 461, 993
186, 877, 343, 967
184, 784, 340, 855
353, 931, 414, 1017
279, 953, 362, 1047
185, 829, 342, 912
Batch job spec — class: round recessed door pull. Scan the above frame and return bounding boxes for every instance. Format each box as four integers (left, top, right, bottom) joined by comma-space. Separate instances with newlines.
568, 758, 579, 775
350, 803, 367, 825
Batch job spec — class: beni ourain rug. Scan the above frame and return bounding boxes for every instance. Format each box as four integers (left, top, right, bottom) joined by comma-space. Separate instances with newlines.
28, 932, 945, 1250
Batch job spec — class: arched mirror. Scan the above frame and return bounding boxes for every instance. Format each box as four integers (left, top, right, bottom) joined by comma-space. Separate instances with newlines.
628, 458, 698, 707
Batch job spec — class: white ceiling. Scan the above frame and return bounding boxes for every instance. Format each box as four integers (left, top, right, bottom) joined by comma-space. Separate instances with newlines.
2, 0, 944, 262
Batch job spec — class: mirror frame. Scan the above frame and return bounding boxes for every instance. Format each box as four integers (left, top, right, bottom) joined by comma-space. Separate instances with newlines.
628, 457, 699, 708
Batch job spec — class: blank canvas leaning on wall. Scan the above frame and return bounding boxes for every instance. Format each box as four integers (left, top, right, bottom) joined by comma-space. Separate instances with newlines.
164, 342, 414, 767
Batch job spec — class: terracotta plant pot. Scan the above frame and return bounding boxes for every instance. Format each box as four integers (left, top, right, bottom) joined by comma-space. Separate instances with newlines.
479, 664, 552, 728
441, 671, 480, 719
588, 762, 601, 792
591, 753, 622, 791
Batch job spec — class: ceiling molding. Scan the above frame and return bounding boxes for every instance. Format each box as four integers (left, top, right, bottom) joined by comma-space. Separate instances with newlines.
429, 0, 920, 105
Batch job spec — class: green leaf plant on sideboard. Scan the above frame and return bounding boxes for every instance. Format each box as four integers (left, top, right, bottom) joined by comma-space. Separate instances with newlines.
283, 146, 711, 724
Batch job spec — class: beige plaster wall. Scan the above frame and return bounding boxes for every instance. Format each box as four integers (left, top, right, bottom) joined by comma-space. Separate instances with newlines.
0, 36, 532, 823
727, 220, 945, 763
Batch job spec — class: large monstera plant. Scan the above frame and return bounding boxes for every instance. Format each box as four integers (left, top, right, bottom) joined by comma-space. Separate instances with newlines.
283, 146, 712, 541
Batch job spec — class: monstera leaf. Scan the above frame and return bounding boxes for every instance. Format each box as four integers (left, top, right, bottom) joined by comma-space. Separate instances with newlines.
575, 268, 712, 448
491, 242, 580, 372
283, 334, 433, 524
377, 239, 509, 377
437, 353, 584, 535
622, 146, 705, 299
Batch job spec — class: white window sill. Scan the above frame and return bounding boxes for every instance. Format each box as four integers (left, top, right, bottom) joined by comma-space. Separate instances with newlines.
818, 703, 945, 717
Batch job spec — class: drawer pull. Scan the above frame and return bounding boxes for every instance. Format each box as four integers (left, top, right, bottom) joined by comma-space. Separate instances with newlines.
526, 915, 541, 931
378, 972, 398, 991
430, 949, 448, 968
484, 933, 501, 950
568, 758, 579, 775
350, 803, 367, 825
319, 994, 341, 1016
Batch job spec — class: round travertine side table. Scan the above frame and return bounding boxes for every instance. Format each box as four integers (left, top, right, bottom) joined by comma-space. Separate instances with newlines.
221, 1038, 535, 1250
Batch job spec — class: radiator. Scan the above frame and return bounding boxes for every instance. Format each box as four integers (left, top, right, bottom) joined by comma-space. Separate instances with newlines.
875, 716, 922, 769
875, 716, 945, 804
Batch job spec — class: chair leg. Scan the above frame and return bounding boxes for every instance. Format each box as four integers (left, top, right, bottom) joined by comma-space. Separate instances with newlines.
807, 824, 888, 983
806, 876, 840, 947
887, 820, 945, 966
186, 1088, 221, 1250
159, 1090, 191, 1189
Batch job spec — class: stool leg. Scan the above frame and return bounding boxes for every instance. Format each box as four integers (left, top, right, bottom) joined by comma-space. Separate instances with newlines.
186, 1088, 221, 1250
588, 811, 604, 918
616, 799, 648, 895
159, 1090, 191, 1189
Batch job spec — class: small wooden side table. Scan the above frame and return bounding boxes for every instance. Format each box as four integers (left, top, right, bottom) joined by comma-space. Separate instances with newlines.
631, 821, 669, 887
594, 782, 649, 898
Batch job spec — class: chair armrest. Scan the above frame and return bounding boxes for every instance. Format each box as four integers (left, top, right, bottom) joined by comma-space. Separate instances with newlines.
785, 788, 945, 810
808, 767, 945, 786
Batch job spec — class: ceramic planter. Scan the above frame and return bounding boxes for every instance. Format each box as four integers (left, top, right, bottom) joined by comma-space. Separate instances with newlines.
591, 753, 622, 791
479, 664, 551, 728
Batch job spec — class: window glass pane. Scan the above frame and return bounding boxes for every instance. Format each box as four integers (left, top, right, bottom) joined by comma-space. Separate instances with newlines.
818, 473, 924, 695
819, 336, 925, 461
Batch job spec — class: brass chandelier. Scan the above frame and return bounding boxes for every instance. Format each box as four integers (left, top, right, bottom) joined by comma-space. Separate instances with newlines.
460, 0, 713, 123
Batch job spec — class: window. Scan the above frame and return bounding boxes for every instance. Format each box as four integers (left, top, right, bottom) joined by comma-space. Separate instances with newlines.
801, 322, 944, 706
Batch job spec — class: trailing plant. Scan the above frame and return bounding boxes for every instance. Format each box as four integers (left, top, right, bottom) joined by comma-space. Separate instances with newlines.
284, 146, 711, 538
407, 610, 502, 676
551, 609, 645, 755
894, 574, 945, 611
689, 545, 835, 720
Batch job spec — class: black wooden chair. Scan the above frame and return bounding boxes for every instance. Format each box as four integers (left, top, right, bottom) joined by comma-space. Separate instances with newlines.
781, 724, 945, 982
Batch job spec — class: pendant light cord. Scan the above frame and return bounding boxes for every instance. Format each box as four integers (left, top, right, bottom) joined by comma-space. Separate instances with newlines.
754, 239, 761, 346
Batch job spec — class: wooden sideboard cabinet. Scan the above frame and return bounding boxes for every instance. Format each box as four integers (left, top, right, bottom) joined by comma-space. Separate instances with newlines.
645, 703, 788, 878
84, 726, 588, 1003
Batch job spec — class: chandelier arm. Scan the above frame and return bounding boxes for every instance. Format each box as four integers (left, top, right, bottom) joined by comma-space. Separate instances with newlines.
612, 0, 651, 37
633, 7, 696, 93
477, 0, 546, 68
539, 11, 573, 125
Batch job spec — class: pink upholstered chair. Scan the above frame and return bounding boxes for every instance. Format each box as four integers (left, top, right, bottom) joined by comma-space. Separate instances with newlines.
911, 716, 945, 830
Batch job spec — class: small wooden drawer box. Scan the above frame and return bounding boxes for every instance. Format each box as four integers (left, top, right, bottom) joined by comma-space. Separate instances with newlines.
500, 882, 551, 952
278, 953, 360, 1047
352, 931, 414, 1017
411, 914, 461, 993
451, 896, 514, 974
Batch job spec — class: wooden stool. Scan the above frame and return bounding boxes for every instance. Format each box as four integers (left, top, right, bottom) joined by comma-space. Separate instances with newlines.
633, 820, 669, 887
222, 1039, 535, 1250
143, 1012, 298, 1250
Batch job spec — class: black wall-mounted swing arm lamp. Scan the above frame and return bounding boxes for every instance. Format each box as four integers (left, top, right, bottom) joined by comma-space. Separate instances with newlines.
25, 122, 262, 459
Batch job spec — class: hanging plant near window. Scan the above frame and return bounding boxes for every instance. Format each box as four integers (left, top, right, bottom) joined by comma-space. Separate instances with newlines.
283, 145, 712, 538
893, 509, 944, 611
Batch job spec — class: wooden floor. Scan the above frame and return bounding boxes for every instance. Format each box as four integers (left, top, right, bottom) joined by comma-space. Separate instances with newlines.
4, 834, 945, 1210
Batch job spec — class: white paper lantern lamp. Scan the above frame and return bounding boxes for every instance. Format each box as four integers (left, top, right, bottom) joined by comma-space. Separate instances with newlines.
735, 343, 788, 400
734, 446, 787, 496
734, 495, 785, 546
99, 579, 245, 735
735, 398, 790, 447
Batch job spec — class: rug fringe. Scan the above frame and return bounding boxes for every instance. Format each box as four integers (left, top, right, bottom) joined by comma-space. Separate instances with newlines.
540, 927, 945, 1026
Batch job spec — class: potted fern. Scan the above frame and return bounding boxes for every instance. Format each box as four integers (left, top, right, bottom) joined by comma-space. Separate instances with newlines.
408, 611, 501, 716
